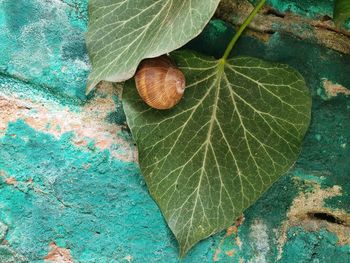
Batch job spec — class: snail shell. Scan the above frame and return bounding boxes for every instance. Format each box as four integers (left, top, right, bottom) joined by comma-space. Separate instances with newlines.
135, 55, 185, 110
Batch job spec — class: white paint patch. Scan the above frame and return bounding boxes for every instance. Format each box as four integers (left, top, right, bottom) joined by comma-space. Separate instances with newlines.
123, 255, 133, 262
248, 220, 270, 263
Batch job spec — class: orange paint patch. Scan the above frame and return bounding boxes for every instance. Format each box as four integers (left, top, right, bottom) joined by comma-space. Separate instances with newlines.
226, 226, 237, 236
83, 164, 90, 170
235, 236, 242, 248
5, 177, 17, 185
44, 242, 74, 263
225, 216, 244, 237
213, 215, 245, 261
225, 249, 235, 257
213, 248, 221, 262
323, 79, 350, 98
1, 171, 17, 185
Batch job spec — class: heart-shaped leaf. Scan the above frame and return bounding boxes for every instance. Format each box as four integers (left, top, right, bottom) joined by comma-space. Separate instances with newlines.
334, 0, 350, 27
122, 50, 311, 256
86, 0, 220, 94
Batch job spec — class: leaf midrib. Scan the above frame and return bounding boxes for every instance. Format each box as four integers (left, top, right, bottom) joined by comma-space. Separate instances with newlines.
178, 61, 226, 254
144, 64, 222, 203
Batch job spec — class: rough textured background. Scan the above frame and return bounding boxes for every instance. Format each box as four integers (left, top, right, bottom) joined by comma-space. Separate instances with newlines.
0, 0, 349, 262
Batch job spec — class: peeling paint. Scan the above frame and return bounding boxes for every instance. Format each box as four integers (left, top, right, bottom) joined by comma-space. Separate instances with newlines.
0, 82, 136, 162
277, 184, 350, 259
123, 254, 133, 263
213, 216, 244, 262
44, 242, 74, 263
225, 249, 235, 257
323, 79, 350, 98
248, 221, 270, 263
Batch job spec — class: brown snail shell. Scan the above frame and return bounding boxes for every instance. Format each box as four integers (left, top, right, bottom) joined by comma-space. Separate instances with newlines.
135, 55, 186, 110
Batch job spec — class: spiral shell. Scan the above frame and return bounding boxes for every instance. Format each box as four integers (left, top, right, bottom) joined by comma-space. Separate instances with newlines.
135, 55, 186, 110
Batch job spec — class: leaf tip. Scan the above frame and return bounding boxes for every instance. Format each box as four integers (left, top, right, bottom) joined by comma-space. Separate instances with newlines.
179, 246, 189, 260
178, 239, 197, 259
85, 87, 93, 96
85, 75, 99, 96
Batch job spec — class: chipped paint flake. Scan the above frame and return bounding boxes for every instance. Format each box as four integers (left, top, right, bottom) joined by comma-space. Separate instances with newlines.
225, 249, 235, 257
213, 216, 245, 261
213, 248, 221, 262
323, 79, 350, 98
123, 255, 133, 262
44, 242, 74, 263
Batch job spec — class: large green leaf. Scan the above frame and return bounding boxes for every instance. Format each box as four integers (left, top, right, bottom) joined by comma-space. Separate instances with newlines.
334, 0, 350, 26
86, 0, 220, 94
122, 50, 311, 256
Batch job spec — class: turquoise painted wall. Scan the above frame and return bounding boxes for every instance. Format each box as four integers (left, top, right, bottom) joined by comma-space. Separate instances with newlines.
0, 0, 349, 262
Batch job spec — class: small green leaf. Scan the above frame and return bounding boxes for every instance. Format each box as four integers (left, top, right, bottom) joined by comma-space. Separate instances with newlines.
86, 0, 220, 94
123, 50, 311, 256
334, 0, 350, 27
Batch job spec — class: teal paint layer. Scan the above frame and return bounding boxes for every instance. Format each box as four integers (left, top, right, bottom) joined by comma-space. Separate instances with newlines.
253, 0, 349, 29
106, 95, 127, 126
263, 0, 350, 28
0, 120, 218, 262
279, 227, 350, 263
266, 0, 335, 18
0, 0, 89, 102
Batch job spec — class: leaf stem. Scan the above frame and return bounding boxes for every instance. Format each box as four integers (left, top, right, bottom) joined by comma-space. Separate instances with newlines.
221, 0, 266, 61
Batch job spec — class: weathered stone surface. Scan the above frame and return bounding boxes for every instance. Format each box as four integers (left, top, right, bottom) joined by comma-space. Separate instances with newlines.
0, 0, 349, 262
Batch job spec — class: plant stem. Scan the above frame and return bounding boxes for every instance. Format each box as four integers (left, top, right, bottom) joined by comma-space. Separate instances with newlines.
221, 0, 266, 61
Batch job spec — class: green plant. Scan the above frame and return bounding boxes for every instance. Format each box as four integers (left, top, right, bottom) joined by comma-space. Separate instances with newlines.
86, 0, 312, 257
334, 0, 350, 27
